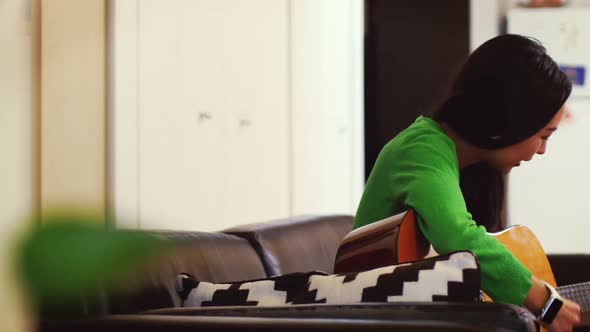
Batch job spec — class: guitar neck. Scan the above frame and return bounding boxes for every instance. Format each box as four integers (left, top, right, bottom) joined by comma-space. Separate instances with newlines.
557, 282, 590, 312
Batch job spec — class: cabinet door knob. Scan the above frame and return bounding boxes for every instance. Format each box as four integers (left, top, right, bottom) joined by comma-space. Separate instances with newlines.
198, 112, 212, 122
239, 119, 251, 127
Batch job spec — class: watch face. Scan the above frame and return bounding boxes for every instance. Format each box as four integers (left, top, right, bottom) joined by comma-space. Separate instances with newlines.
542, 298, 564, 324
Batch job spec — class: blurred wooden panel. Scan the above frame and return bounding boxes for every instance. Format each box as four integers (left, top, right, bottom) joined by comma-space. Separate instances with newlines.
41, 0, 107, 221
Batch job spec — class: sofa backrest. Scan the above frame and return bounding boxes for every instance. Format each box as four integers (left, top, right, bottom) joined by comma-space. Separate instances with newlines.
106, 231, 267, 314
224, 215, 353, 276
103, 215, 353, 314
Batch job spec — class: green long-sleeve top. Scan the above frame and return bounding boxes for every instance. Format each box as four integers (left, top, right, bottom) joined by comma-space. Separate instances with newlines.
354, 116, 532, 305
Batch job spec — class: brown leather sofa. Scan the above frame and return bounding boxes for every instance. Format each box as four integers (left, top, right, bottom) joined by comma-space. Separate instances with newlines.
39, 214, 590, 332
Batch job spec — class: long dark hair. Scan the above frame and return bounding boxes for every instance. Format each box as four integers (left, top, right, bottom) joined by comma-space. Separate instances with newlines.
459, 163, 507, 231
432, 34, 571, 231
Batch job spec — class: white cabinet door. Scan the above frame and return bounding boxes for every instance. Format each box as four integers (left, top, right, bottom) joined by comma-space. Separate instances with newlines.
138, 0, 189, 229
220, 0, 291, 225
111, 0, 363, 231
178, 0, 233, 231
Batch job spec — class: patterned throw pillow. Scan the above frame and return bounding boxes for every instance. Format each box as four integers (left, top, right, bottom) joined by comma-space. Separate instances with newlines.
176, 251, 480, 307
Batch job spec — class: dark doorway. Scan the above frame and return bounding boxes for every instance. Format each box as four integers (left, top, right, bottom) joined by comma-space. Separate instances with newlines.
364, 0, 470, 180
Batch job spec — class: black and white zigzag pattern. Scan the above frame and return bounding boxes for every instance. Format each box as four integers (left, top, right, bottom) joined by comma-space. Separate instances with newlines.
176, 251, 480, 307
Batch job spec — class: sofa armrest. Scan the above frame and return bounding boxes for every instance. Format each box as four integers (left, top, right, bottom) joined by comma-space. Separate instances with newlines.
40, 314, 501, 332
142, 302, 536, 332
40, 303, 537, 332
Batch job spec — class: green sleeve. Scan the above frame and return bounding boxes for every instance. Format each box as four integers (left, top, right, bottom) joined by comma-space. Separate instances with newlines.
403, 165, 532, 305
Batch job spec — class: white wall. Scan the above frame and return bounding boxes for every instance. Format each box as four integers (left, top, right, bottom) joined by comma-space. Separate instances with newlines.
0, 0, 34, 232
109, 0, 139, 227
469, 0, 504, 51
291, 0, 365, 216
0, 0, 35, 330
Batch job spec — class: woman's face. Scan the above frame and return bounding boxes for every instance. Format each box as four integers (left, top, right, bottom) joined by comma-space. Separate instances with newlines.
485, 107, 566, 174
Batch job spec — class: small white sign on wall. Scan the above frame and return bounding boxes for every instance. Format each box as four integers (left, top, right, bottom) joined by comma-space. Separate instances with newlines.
508, 7, 590, 97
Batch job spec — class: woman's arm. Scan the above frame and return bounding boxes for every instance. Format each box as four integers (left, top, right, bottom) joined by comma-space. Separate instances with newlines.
405, 171, 533, 304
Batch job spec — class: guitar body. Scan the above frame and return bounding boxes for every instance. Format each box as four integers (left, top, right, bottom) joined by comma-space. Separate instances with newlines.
492, 225, 557, 288
334, 209, 557, 288
334, 210, 430, 274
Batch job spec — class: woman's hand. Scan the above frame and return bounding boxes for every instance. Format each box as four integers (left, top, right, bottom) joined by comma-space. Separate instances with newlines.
525, 276, 581, 332
543, 298, 581, 332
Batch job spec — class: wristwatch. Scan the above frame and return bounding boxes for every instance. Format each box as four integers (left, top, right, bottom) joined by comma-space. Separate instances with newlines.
538, 281, 564, 325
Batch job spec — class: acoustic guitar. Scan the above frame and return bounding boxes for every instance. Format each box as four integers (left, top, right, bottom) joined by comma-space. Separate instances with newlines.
334, 210, 590, 313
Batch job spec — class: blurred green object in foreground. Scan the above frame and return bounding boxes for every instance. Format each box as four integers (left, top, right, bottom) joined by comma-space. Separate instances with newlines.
14, 212, 169, 306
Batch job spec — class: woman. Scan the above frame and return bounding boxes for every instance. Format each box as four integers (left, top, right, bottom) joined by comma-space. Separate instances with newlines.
354, 34, 580, 332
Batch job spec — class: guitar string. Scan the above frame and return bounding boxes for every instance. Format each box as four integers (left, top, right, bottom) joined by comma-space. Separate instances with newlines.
558, 283, 590, 311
